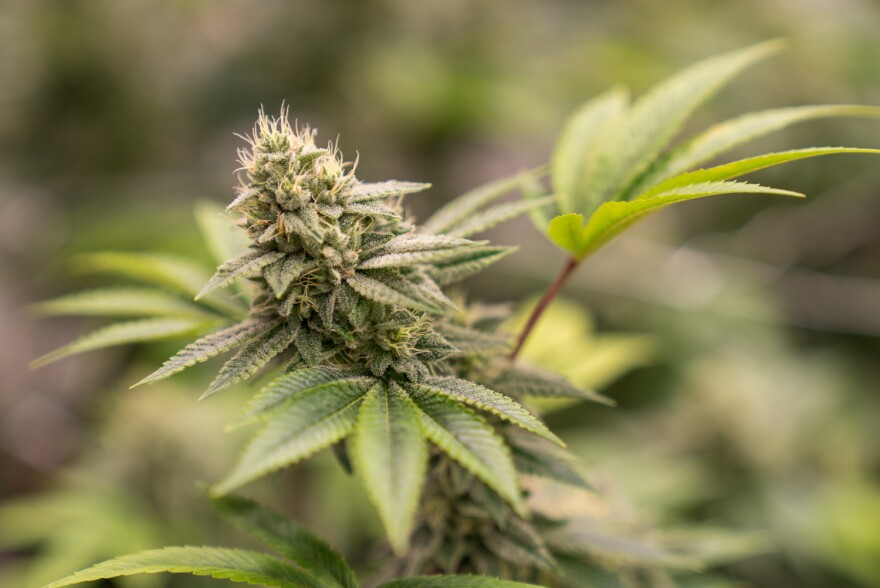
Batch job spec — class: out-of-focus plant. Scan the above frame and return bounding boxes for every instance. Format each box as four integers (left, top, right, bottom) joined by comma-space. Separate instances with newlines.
30, 42, 880, 587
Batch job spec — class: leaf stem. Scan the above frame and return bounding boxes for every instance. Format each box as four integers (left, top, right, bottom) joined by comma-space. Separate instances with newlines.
509, 255, 580, 362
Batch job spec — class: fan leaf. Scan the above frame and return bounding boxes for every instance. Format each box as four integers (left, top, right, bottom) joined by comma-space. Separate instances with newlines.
31, 288, 215, 320
42, 546, 324, 588
213, 379, 371, 495
408, 386, 525, 515
421, 167, 547, 235
202, 324, 298, 399
350, 384, 427, 555
627, 104, 880, 196
212, 495, 357, 588
32, 318, 210, 369
133, 319, 273, 388
415, 377, 563, 446
550, 181, 805, 260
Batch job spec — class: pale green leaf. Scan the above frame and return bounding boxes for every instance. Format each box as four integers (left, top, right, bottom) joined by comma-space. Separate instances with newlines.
350, 180, 431, 203
377, 234, 481, 255
202, 324, 298, 399
586, 41, 783, 207
445, 196, 557, 238
75, 252, 210, 296
628, 104, 880, 196
414, 377, 564, 446
350, 384, 428, 555
263, 255, 312, 298
31, 288, 215, 320
421, 167, 547, 235
407, 386, 525, 516
381, 576, 543, 588
428, 246, 515, 285
32, 318, 209, 368
435, 323, 511, 357
359, 239, 483, 270
547, 213, 590, 257
197, 251, 286, 300
76, 252, 246, 317
42, 546, 323, 588
213, 380, 370, 495
638, 147, 880, 198
212, 495, 357, 588
495, 364, 614, 406
552, 88, 629, 213
133, 319, 273, 388
239, 368, 376, 426
347, 272, 443, 313
561, 181, 804, 260
506, 428, 592, 490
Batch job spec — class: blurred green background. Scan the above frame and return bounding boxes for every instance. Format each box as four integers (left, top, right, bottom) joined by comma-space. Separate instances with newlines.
2, 1, 880, 587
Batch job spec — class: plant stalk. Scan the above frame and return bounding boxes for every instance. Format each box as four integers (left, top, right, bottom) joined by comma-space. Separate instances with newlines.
509, 255, 580, 361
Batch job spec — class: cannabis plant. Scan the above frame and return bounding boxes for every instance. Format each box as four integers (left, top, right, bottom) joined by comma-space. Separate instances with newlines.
35, 42, 880, 587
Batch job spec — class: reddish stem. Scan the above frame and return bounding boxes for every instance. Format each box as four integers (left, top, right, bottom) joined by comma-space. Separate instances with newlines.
509, 256, 580, 362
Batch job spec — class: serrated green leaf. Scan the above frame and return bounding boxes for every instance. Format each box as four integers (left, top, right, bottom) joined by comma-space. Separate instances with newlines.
202, 324, 298, 399
76, 252, 246, 317
637, 147, 880, 199
350, 180, 431, 203
445, 196, 557, 238
198, 251, 286, 300
358, 238, 483, 270
415, 377, 564, 446
133, 319, 273, 388
213, 380, 370, 495
381, 576, 543, 588
42, 546, 324, 588
31, 318, 210, 368
552, 88, 629, 214
263, 255, 312, 298
212, 495, 357, 588
546, 213, 590, 257
75, 252, 210, 296
627, 104, 880, 197
585, 41, 783, 208
554, 181, 804, 260
495, 364, 614, 406
506, 428, 592, 490
350, 384, 427, 555
407, 386, 525, 516
239, 368, 376, 426
435, 323, 511, 357
429, 246, 516, 285
344, 202, 402, 219
347, 272, 443, 313
377, 234, 481, 255
31, 288, 216, 320
421, 167, 547, 235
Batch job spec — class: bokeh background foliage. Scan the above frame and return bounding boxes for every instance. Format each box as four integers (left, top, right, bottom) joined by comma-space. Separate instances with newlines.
2, 1, 880, 587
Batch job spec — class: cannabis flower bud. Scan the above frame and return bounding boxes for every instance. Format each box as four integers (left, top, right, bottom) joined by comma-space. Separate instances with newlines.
137, 110, 506, 395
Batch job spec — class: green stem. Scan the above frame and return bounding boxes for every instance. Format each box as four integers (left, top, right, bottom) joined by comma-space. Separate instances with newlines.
508, 255, 580, 361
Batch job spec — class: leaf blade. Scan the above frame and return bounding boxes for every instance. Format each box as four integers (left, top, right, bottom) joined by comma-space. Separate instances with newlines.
408, 386, 525, 515
416, 377, 563, 446
31, 288, 216, 320
213, 379, 370, 495
42, 546, 324, 588
133, 319, 273, 388
562, 180, 805, 260
31, 318, 210, 369
212, 495, 357, 588
350, 384, 428, 555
